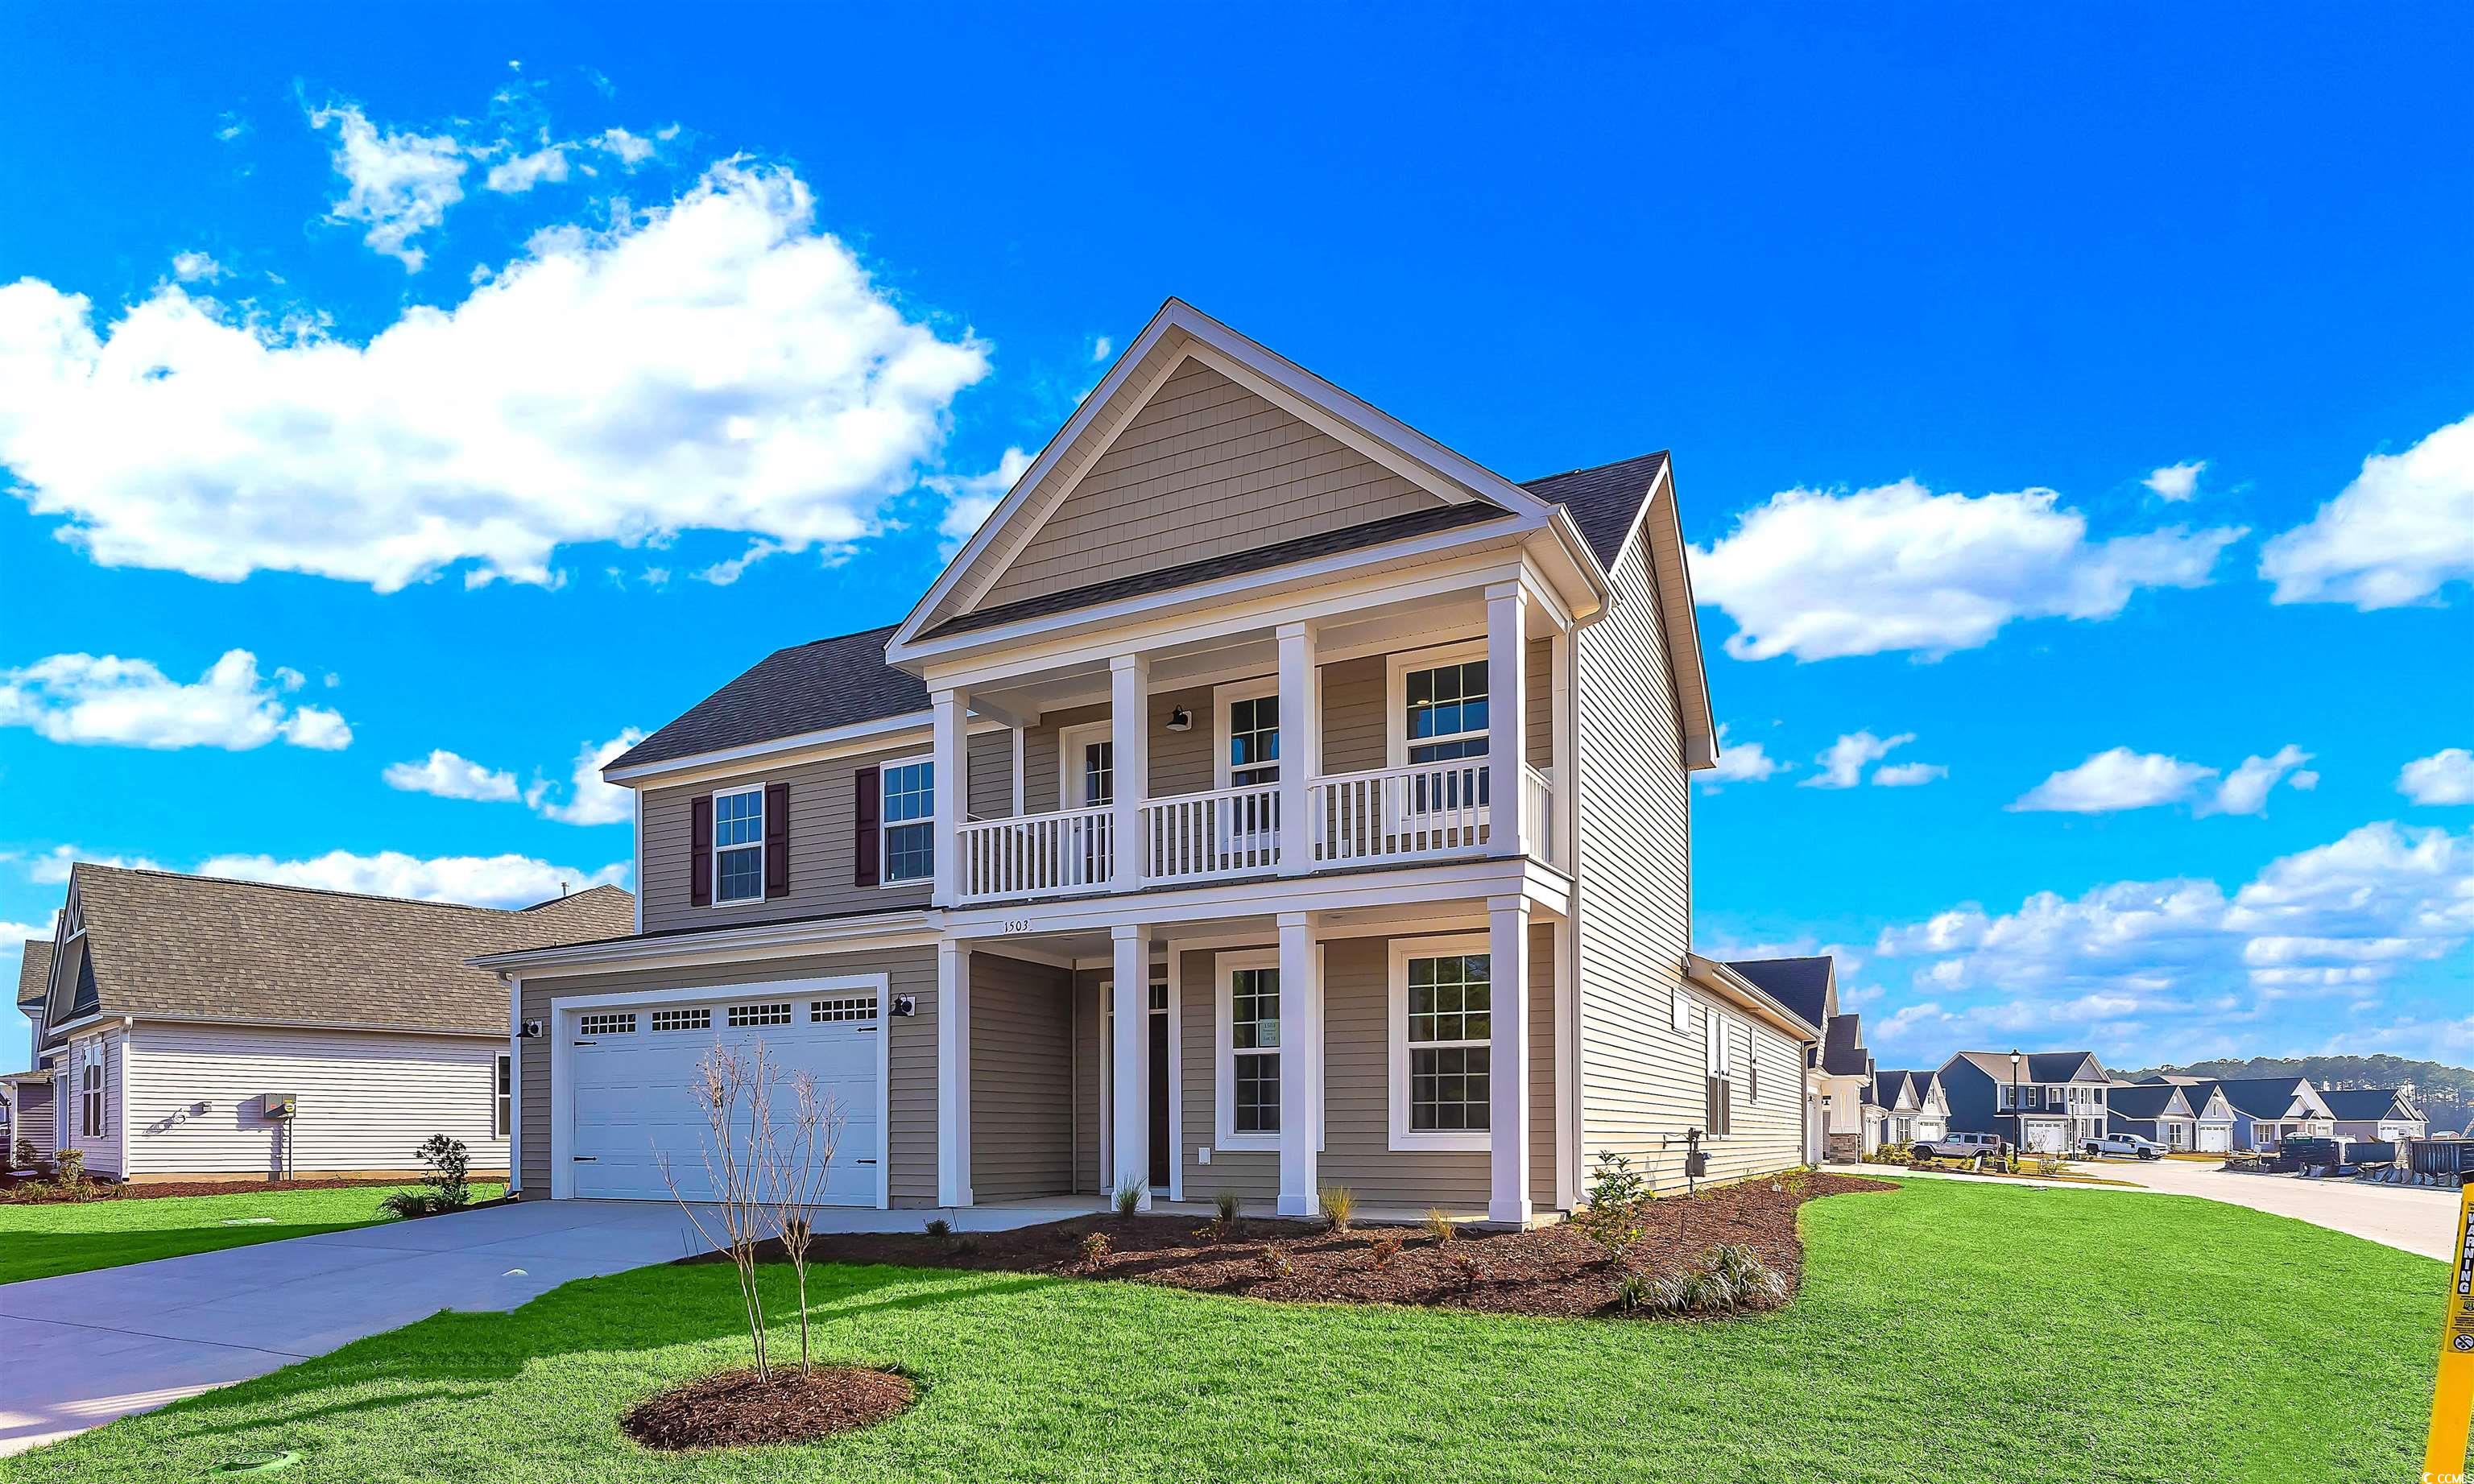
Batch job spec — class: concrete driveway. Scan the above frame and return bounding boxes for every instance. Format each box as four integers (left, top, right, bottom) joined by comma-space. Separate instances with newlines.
0, 1196, 1089, 1457
1859, 1156, 2460, 1262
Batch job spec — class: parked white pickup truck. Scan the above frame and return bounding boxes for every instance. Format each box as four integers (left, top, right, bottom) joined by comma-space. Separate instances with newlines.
2081, 1132, 2166, 1160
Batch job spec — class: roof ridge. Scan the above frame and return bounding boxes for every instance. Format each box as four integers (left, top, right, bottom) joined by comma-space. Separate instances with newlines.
72, 862, 630, 918
1519, 448, 1673, 486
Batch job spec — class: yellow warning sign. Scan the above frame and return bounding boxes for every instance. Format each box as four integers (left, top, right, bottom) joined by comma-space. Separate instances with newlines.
2428, 1180, 2474, 1482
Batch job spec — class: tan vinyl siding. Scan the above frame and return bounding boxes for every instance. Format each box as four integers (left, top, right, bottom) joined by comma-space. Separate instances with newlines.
639, 744, 934, 933
1525, 634, 1553, 771
126, 1023, 507, 1178
1173, 927, 1556, 1210
966, 953, 1073, 1201
516, 945, 937, 1203
1023, 689, 1213, 814
1574, 534, 1801, 1189
966, 729, 1016, 820
1318, 657, 1386, 774
971, 359, 1445, 613
1071, 967, 1103, 1192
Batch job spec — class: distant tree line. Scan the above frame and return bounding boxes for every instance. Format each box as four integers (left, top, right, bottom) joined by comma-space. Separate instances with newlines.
2116, 1054, 2474, 1137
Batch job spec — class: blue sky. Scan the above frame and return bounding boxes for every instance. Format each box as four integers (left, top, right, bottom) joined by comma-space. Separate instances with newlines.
1, 6, 2468, 1072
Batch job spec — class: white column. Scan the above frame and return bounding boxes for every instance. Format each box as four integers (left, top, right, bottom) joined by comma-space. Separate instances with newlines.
1109, 655, 1150, 893
1276, 621, 1319, 874
1485, 582, 1529, 858
931, 687, 968, 905
1276, 911, 1321, 1216
936, 940, 973, 1207
1547, 626, 1572, 871
1487, 894, 1533, 1226
1111, 924, 1152, 1208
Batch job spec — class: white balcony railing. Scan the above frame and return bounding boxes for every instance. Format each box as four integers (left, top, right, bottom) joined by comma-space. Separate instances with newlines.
1310, 760, 1492, 867
956, 805, 1112, 902
1521, 764, 1558, 870
1143, 781, 1282, 885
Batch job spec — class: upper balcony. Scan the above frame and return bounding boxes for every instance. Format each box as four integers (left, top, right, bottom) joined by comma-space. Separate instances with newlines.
925, 573, 1572, 908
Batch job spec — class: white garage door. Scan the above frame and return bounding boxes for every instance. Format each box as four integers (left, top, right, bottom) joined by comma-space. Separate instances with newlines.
2198, 1125, 2229, 1153
2023, 1121, 2068, 1154
567, 987, 881, 1204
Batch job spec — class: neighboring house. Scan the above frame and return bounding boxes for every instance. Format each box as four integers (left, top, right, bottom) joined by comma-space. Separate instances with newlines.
2320, 1088, 2426, 1143
1725, 957, 1864, 1164
5, 940, 58, 1161
11, 864, 631, 1182
2137, 1074, 2236, 1152
1937, 1051, 2113, 1154
1869, 1069, 1949, 1147
2107, 1082, 2198, 1150
2172, 1077, 2336, 1151
476, 298, 1822, 1226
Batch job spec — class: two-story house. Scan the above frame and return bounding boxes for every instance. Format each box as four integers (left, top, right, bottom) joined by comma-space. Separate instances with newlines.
1937, 1050, 2112, 1154
475, 300, 1821, 1225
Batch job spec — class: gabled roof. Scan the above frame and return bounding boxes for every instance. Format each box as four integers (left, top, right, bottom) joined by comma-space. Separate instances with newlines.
1871, 1069, 1937, 1110
610, 624, 923, 774
2108, 1084, 2192, 1121
1522, 451, 1673, 569
1943, 1050, 2111, 1085
2319, 1088, 2418, 1122
1723, 957, 1835, 1035
2212, 1077, 2325, 1120
48, 865, 635, 1037
1820, 1013, 1870, 1077
15, 939, 51, 1008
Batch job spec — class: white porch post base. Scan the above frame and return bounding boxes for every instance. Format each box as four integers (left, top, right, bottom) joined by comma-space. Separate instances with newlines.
1111, 924, 1152, 1209
1488, 895, 1533, 1225
1276, 911, 1320, 1217
936, 940, 973, 1206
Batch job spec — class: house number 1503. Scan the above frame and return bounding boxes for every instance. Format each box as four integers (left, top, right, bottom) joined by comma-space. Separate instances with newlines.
1002, 920, 1032, 933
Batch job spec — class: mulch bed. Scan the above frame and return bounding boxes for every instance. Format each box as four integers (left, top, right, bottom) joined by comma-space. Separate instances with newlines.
0, 1175, 461, 1205
693, 1171, 1892, 1320
621, 1365, 916, 1450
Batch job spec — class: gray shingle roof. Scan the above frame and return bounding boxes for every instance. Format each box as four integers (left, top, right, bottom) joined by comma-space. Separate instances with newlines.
1948, 1050, 2110, 1085
2108, 1084, 2190, 1121
1869, 1069, 1920, 1109
1723, 956, 1833, 1034
2320, 1088, 2414, 1121
608, 450, 1674, 776
15, 940, 50, 1007
1821, 1013, 1870, 1076
2207, 1077, 2315, 1118
58, 865, 635, 1036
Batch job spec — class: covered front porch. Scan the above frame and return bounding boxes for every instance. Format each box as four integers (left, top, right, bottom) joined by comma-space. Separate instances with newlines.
937, 882, 1572, 1228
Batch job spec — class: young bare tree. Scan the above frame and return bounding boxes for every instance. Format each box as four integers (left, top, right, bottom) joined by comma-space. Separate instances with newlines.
658, 1039, 780, 1382
758, 1069, 846, 1377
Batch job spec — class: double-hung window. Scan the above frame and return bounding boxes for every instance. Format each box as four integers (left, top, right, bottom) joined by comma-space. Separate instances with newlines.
880, 759, 935, 883
1225, 960, 1280, 1141
1403, 658, 1490, 763
1703, 1006, 1733, 1137
494, 1052, 512, 1139
1227, 695, 1280, 787
79, 1041, 103, 1139
712, 785, 765, 903
1391, 940, 1491, 1149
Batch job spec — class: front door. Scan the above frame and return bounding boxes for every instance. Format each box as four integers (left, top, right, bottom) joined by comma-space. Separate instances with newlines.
1148, 1002, 1172, 1188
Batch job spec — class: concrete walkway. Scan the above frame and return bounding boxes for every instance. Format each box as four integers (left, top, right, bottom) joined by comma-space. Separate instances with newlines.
0, 1196, 1090, 1457
1855, 1157, 2460, 1261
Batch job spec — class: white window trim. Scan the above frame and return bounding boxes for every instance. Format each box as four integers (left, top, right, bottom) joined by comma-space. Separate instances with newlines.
1384, 638, 1490, 767
710, 783, 767, 907
1211, 946, 1322, 1153
1388, 932, 1493, 1151
878, 752, 935, 887
1211, 676, 1281, 790
494, 1052, 512, 1139
1056, 721, 1113, 809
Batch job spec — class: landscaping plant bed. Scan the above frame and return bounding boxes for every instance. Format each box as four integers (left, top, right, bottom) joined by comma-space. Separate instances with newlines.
620, 1365, 916, 1451
709, 1170, 1893, 1319
0, 1174, 469, 1205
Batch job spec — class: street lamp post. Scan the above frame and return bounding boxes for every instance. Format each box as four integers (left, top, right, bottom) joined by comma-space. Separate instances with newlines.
2009, 1050, 2025, 1170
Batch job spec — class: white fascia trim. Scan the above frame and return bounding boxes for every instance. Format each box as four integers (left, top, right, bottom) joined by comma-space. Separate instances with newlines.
545, 971, 893, 1208
1682, 953, 1824, 1043
603, 713, 1012, 789
472, 910, 940, 976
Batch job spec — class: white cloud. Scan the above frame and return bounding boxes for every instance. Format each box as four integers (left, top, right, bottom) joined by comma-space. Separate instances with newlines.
929, 446, 1032, 556
383, 748, 521, 802
2011, 744, 2312, 816
0, 650, 350, 751
215, 112, 249, 143
2199, 745, 2314, 817
25, 844, 168, 884
2401, 748, 2474, 806
484, 143, 570, 193
1697, 722, 1783, 786
1090, 335, 1113, 364
590, 127, 655, 166
1801, 730, 1922, 789
170, 251, 225, 283
0, 161, 992, 592
2143, 460, 2207, 502
2261, 412, 2474, 610
0, 920, 47, 953
194, 849, 627, 908
1872, 761, 1949, 787
528, 729, 643, 825
308, 103, 468, 271
1690, 479, 2244, 661
693, 538, 786, 587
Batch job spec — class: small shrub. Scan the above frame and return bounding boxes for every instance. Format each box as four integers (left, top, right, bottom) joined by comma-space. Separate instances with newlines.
1113, 1177, 1146, 1217
1258, 1241, 1295, 1279
1423, 1206, 1458, 1244
1613, 1272, 1652, 1310
1782, 1168, 1813, 1198
10, 1137, 35, 1170
49, 1149, 92, 1199
413, 1134, 471, 1211
1318, 1182, 1355, 1232
1078, 1230, 1113, 1271
954, 1236, 983, 1256
1447, 1249, 1483, 1286
1368, 1230, 1405, 1268
1640, 1243, 1789, 1315
1872, 1141, 1910, 1166
379, 1189, 439, 1219
925, 1217, 951, 1238
2032, 1151, 2071, 1179
1578, 1150, 1653, 1261
1212, 1189, 1243, 1234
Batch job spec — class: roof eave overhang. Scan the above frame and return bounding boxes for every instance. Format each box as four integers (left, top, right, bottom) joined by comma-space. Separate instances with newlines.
1684, 953, 1824, 1042
473, 907, 941, 975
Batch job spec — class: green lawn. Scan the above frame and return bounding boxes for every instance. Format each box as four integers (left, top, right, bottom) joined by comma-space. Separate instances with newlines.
0, 1179, 2443, 1483
0, 1183, 505, 1284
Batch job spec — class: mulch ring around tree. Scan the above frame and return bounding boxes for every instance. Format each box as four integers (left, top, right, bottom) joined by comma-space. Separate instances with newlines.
621, 1366, 917, 1451
691, 1170, 1894, 1320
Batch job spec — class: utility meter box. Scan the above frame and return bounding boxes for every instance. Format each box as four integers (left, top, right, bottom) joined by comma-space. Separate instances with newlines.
259, 1092, 297, 1121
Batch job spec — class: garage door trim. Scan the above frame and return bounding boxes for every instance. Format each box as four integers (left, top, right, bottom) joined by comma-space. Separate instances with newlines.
546, 973, 892, 1206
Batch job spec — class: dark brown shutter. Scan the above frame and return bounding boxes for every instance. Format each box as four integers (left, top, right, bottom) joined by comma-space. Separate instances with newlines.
763, 780, 791, 898
689, 794, 714, 907
854, 765, 881, 887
